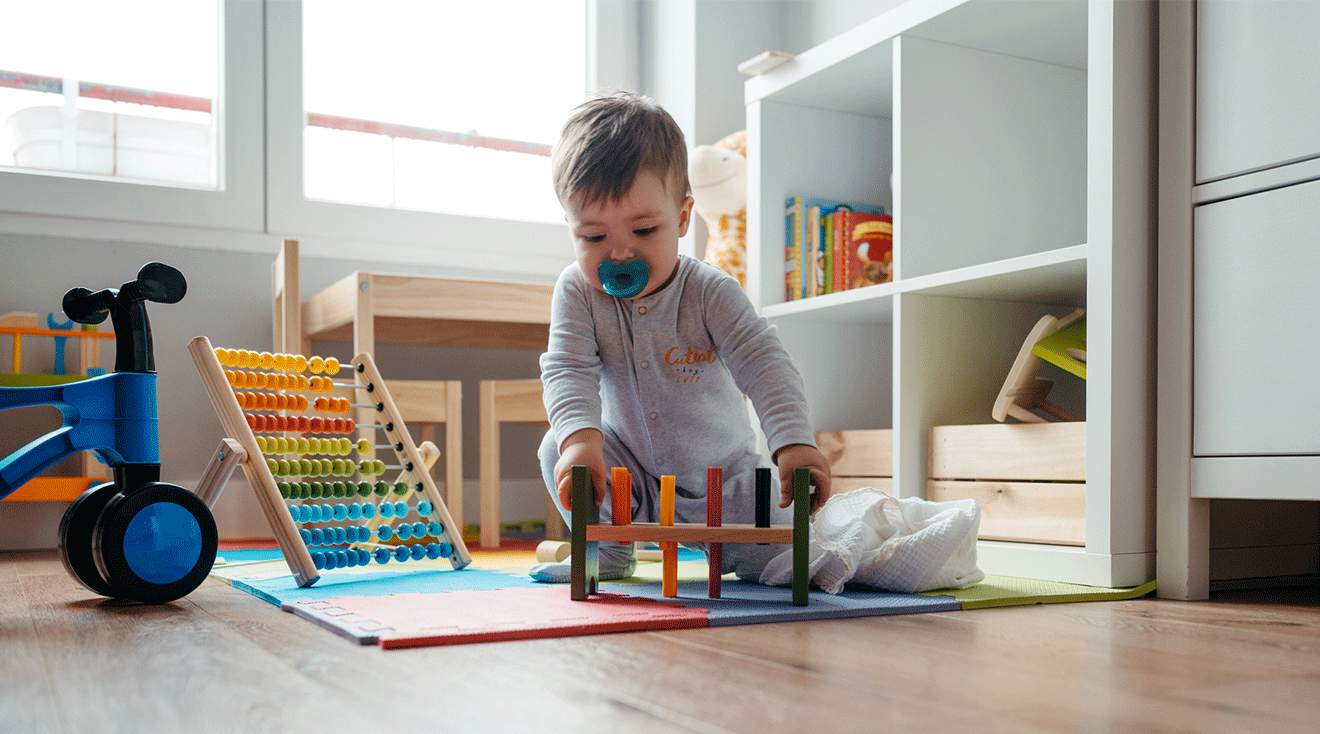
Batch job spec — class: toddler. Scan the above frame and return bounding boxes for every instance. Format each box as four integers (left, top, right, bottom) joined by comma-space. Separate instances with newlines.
531, 91, 831, 583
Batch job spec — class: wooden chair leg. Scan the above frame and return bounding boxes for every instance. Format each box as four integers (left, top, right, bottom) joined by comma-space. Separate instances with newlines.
479, 381, 501, 548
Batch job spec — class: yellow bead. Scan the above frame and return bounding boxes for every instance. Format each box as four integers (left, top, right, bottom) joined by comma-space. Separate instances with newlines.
214, 348, 227, 366
357, 438, 372, 455
278, 460, 292, 477
309, 356, 324, 374
297, 438, 311, 454
324, 357, 340, 376
259, 352, 274, 370
266, 458, 279, 475
373, 460, 386, 475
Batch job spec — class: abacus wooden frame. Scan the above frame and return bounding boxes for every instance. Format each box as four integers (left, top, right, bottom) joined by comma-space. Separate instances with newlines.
189, 336, 471, 586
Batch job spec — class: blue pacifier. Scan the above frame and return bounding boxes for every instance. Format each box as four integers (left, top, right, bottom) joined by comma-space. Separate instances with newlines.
598, 260, 650, 299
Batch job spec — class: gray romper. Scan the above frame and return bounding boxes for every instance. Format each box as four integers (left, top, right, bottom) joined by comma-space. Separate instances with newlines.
538, 255, 817, 576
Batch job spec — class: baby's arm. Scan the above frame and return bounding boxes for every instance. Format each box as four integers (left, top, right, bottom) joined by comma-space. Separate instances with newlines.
774, 443, 832, 513
554, 428, 607, 511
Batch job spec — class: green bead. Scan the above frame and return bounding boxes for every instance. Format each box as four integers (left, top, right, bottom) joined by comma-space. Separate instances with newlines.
393, 481, 409, 496
374, 481, 389, 497
357, 481, 372, 497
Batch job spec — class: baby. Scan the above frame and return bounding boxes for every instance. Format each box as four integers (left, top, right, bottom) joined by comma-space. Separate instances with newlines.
532, 91, 831, 583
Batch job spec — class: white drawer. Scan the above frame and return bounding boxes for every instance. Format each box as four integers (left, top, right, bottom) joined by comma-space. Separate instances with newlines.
1193, 178, 1320, 456
1196, 0, 1320, 183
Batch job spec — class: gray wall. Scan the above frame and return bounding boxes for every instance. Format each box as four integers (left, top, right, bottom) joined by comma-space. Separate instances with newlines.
0, 236, 553, 546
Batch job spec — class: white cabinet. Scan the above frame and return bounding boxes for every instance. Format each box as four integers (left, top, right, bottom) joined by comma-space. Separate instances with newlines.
1159, 1, 1320, 601
746, 0, 1155, 587
1193, 180, 1320, 456
1196, 0, 1320, 182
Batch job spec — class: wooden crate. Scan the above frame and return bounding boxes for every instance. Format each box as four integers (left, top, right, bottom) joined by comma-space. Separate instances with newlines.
816, 429, 892, 494
927, 422, 1086, 546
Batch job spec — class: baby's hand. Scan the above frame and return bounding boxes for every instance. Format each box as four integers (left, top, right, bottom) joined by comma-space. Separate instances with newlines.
774, 443, 832, 514
554, 429, 607, 511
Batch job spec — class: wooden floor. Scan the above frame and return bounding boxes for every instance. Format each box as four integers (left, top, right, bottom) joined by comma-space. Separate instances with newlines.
3, 550, 1319, 734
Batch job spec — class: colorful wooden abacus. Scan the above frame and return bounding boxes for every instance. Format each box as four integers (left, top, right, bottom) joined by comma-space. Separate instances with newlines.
188, 336, 471, 587
571, 465, 810, 606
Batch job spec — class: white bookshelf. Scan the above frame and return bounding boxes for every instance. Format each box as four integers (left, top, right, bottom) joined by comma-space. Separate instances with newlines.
746, 0, 1155, 587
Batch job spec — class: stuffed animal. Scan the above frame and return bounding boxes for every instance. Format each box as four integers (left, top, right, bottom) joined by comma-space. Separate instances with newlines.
689, 130, 747, 289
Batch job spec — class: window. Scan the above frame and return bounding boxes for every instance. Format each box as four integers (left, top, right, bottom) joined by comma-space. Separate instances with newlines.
302, 1, 585, 224
0, 1, 218, 187
0, 0, 262, 230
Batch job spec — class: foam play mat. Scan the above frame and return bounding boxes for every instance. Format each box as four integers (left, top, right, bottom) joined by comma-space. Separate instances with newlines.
210, 543, 1155, 649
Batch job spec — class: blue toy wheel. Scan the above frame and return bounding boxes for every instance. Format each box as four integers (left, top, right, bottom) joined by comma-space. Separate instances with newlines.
93, 482, 218, 604
58, 482, 128, 598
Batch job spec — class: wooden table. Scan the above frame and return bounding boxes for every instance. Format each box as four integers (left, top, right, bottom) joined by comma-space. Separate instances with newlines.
300, 271, 554, 355
276, 245, 556, 545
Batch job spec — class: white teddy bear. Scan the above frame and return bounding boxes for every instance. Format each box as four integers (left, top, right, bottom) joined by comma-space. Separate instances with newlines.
689, 130, 748, 289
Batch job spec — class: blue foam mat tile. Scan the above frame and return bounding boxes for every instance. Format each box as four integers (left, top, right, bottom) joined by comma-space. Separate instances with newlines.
601, 578, 963, 625
234, 566, 541, 607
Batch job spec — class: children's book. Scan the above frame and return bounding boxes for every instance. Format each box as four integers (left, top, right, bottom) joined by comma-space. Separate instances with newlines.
834, 210, 890, 290
786, 197, 885, 299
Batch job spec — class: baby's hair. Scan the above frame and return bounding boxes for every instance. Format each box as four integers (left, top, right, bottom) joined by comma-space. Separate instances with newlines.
551, 91, 691, 207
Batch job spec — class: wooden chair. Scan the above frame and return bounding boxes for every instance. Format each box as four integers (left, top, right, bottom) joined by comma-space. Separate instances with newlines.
273, 239, 466, 531
479, 378, 563, 548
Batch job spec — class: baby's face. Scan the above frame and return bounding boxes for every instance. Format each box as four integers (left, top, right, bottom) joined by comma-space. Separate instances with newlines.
565, 170, 693, 300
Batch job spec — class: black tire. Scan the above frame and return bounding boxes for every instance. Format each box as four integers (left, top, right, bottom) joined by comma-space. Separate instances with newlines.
58, 482, 125, 598
93, 483, 218, 604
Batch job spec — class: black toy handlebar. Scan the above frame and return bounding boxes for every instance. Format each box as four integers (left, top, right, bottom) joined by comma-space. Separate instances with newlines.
62, 262, 187, 374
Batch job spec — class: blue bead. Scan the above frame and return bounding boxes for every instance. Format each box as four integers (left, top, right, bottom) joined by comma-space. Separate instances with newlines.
347, 503, 362, 521
417, 501, 433, 517
312, 552, 325, 570
396, 523, 412, 541
410, 544, 426, 560
335, 527, 349, 545
322, 552, 337, 570
336, 550, 349, 568
377, 525, 393, 542
306, 528, 320, 546
333, 504, 348, 521
393, 546, 409, 562
438, 542, 453, 558
357, 549, 371, 566
288, 504, 299, 520
394, 501, 409, 518
360, 503, 376, 520
427, 521, 444, 538
412, 522, 427, 538
373, 547, 391, 564
378, 502, 394, 519
299, 528, 312, 545
321, 504, 335, 523
425, 543, 442, 560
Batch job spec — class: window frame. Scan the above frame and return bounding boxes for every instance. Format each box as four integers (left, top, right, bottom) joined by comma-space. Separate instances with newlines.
0, 0, 264, 232
0, 1, 632, 280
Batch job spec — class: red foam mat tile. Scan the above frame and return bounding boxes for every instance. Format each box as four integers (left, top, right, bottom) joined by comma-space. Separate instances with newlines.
286, 586, 710, 649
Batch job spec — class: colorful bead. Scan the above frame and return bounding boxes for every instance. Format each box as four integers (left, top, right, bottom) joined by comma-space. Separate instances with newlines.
377, 524, 393, 542
394, 546, 410, 562
360, 503, 375, 519
373, 547, 391, 565
324, 357, 340, 375
426, 543, 442, 560
427, 521, 444, 538
410, 544, 426, 560
417, 501, 433, 517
